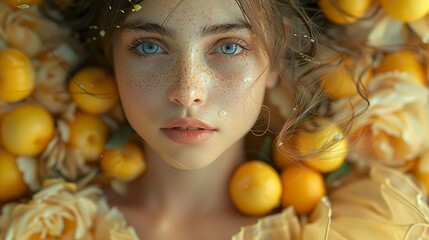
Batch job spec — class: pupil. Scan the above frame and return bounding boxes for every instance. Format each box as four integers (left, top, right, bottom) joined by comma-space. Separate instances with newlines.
222, 44, 237, 54
143, 43, 158, 54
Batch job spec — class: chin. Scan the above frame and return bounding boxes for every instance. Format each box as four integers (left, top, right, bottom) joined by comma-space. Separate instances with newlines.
152, 144, 225, 171
162, 152, 218, 171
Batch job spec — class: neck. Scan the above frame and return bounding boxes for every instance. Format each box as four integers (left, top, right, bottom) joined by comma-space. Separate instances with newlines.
120, 140, 246, 218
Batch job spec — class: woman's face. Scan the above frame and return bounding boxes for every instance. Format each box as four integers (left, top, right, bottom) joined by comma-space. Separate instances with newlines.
113, 0, 278, 170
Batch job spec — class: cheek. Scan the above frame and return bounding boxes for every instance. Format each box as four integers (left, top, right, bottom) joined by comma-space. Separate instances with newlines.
211, 68, 266, 116
115, 62, 170, 116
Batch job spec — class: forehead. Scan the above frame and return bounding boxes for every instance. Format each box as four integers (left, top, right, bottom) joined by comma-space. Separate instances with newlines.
124, 0, 245, 26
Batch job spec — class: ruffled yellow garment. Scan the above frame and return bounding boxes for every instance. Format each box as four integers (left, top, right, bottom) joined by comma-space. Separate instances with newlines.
233, 166, 429, 240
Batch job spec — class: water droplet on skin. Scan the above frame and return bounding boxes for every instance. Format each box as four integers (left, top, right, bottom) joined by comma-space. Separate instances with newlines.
218, 110, 228, 118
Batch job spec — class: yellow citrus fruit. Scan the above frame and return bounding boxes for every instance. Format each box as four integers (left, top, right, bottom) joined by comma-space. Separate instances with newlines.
374, 50, 426, 86
280, 166, 326, 214
318, 0, 372, 25
320, 55, 372, 99
272, 138, 299, 171
0, 48, 35, 102
68, 112, 108, 162
1, 104, 54, 156
68, 67, 119, 114
229, 160, 282, 216
296, 119, 348, 173
100, 141, 146, 182
379, 0, 429, 22
0, 148, 28, 202
4, 0, 42, 8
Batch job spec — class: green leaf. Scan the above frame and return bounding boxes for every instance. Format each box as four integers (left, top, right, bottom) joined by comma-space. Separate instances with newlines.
104, 124, 134, 149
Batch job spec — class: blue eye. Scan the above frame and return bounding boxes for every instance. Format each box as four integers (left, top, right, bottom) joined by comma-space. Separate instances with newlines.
214, 43, 243, 55
136, 42, 165, 55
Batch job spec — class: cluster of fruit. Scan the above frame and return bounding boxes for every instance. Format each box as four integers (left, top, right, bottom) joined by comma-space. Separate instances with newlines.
319, 0, 429, 24
229, 0, 429, 217
230, 119, 348, 216
0, 0, 146, 204
0, 46, 146, 203
317, 0, 429, 191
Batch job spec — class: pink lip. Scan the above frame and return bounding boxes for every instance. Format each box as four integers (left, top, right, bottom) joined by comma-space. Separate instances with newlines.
161, 117, 216, 144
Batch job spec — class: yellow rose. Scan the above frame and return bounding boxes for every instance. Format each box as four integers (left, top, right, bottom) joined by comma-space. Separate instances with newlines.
33, 45, 79, 114
0, 2, 71, 58
0, 179, 99, 240
332, 71, 429, 168
93, 199, 139, 240
0, 179, 138, 240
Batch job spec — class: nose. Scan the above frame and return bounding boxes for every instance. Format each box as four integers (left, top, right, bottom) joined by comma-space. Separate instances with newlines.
168, 58, 208, 108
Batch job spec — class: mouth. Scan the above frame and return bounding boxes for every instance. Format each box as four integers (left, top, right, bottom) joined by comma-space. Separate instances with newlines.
161, 118, 216, 144
172, 127, 208, 130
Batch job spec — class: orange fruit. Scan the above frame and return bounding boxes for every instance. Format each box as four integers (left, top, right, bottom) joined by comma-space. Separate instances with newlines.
229, 160, 282, 216
4, 0, 42, 8
0, 148, 28, 202
318, 0, 372, 25
68, 112, 108, 162
374, 50, 426, 86
1, 104, 54, 156
280, 166, 326, 214
272, 139, 299, 171
297, 119, 348, 173
320, 55, 372, 99
0, 48, 35, 102
379, 0, 429, 22
68, 67, 119, 114
100, 141, 146, 182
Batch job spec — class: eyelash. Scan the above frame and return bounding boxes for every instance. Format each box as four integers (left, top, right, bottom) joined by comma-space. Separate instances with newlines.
127, 37, 168, 57
127, 37, 250, 58
209, 38, 250, 59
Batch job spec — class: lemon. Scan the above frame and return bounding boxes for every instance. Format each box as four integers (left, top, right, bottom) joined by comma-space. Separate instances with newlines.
1, 104, 54, 156
297, 119, 348, 173
229, 160, 282, 216
0, 148, 28, 202
320, 55, 372, 99
281, 166, 326, 214
101, 141, 146, 182
272, 138, 299, 171
379, 0, 429, 22
68, 112, 108, 162
374, 49, 426, 86
69, 67, 119, 114
0, 48, 35, 102
319, 0, 372, 25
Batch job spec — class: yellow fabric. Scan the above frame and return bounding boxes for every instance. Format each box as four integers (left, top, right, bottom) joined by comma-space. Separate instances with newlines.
233, 166, 429, 240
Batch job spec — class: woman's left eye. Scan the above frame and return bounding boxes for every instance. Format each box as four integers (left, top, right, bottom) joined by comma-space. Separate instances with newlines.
213, 42, 244, 55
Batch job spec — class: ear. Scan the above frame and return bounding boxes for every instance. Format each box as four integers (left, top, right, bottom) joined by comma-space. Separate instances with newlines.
265, 19, 290, 89
265, 68, 279, 89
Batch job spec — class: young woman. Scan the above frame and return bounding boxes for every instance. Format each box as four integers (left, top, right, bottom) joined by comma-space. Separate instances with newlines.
1, 0, 429, 239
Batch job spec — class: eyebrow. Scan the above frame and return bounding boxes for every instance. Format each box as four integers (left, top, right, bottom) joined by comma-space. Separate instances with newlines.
124, 20, 252, 38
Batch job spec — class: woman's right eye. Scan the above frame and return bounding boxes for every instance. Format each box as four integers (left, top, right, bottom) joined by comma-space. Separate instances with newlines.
133, 41, 166, 55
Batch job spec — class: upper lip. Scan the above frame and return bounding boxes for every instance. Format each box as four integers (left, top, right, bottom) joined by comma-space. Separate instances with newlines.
161, 117, 215, 130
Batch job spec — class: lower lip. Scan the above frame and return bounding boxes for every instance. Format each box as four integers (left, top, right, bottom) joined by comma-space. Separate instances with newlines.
161, 129, 215, 144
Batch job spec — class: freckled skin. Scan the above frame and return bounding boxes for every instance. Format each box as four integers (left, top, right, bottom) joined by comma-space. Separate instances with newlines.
113, 0, 278, 170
